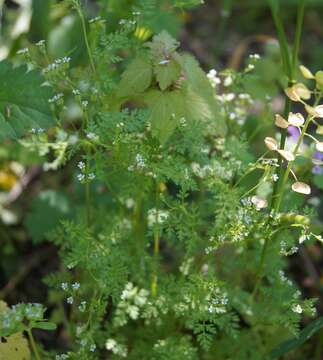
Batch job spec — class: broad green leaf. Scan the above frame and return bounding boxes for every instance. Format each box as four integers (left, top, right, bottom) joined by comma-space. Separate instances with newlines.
25, 190, 70, 244
32, 321, 57, 331
144, 89, 185, 144
179, 54, 226, 135
184, 85, 213, 121
155, 59, 181, 91
270, 317, 323, 359
0, 61, 53, 139
0, 301, 30, 360
117, 55, 153, 98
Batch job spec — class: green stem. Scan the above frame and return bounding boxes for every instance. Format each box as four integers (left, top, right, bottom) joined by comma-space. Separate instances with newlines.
252, 0, 306, 297
27, 329, 41, 360
151, 184, 160, 297
274, 107, 317, 212
213, 0, 233, 60
270, 96, 291, 208
75, 1, 97, 76
292, 0, 306, 79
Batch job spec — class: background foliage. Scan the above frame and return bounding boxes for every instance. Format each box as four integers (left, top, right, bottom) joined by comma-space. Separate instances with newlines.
0, 0, 323, 359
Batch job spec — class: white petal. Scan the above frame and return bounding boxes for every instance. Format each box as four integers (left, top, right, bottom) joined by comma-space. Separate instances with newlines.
251, 196, 268, 210
264, 137, 278, 151
277, 149, 295, 161
293, 83, 311, 100
299, 65, 315, 79
285, 87, 300, 102
313, 105, 323, 118
275, 114, 289, 129
292, 182, 311, 195
288, 112, 304, 126
316, 142, 323, 152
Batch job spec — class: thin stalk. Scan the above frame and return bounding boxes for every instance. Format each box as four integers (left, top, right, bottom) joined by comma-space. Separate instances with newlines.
270, 96, 291, 208
75, 1, 97, 76
27, 329, 41, 360
85, 171, 91, 227
151, 185, 160, 297
291, 0, 306, 79
274, 110, 317, 212
213, 0, 233, 60
253, 0, 306, 297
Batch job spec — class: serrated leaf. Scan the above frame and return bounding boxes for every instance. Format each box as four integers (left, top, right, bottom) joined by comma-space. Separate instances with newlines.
144, 89, 185, 144
0, 60, 53, 139
270, 317, 323, 359
145, 30, 179, 57
179, 54, 227, 135
32, 321, 57, 331
117, 55, 153, 98
155, 59, 181, 90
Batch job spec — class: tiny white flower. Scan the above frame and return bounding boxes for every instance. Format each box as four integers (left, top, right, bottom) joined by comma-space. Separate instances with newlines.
106, 338, 117, 350
72, 282, 80, 290
61, 282, 68, 291
292, 304, 303, 314
36, 40, 46, 47
77, 173, 85, 182
78, 161, 85, 170
67, 297, 74, 304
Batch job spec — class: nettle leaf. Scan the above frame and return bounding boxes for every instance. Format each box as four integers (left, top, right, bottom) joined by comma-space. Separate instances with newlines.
117, 55, 153, 98
144, 89, 185, 144
145, 30, 179, 58
25, 190, 71, 244
0, 60, 53, 140
155, 59, 181, 90
179, 53, 226, 135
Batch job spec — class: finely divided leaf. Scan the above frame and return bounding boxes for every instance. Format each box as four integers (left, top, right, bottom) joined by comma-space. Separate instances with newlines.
0, 60, 53, 139
155, 59, 181, 90
117, 55, 153, 98
270, 317, 323, 359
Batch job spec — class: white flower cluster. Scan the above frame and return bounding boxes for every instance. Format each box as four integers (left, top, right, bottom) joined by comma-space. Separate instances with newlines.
48, 93, 64, 104
86, 132, 99, 141
114, 282, 149, 326
147, 208, 169, 227
89, 16, 102, 24
207, 69, 221, 88
135, 153, 146, 168
55, 354, 69, 360
278, 270, 293, 286
36, 39, 46, 47
43, 57, 71, 73
31, 128, 44, 134
280, 241, 298, 256
179, 257, 194, 276
105, 338, 128, 357
174, 285, 228, 316
16, 48, 29, 55
291, 304, 303, 314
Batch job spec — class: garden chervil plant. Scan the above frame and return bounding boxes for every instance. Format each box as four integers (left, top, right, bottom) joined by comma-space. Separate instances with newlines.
0, 0, 323, 359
